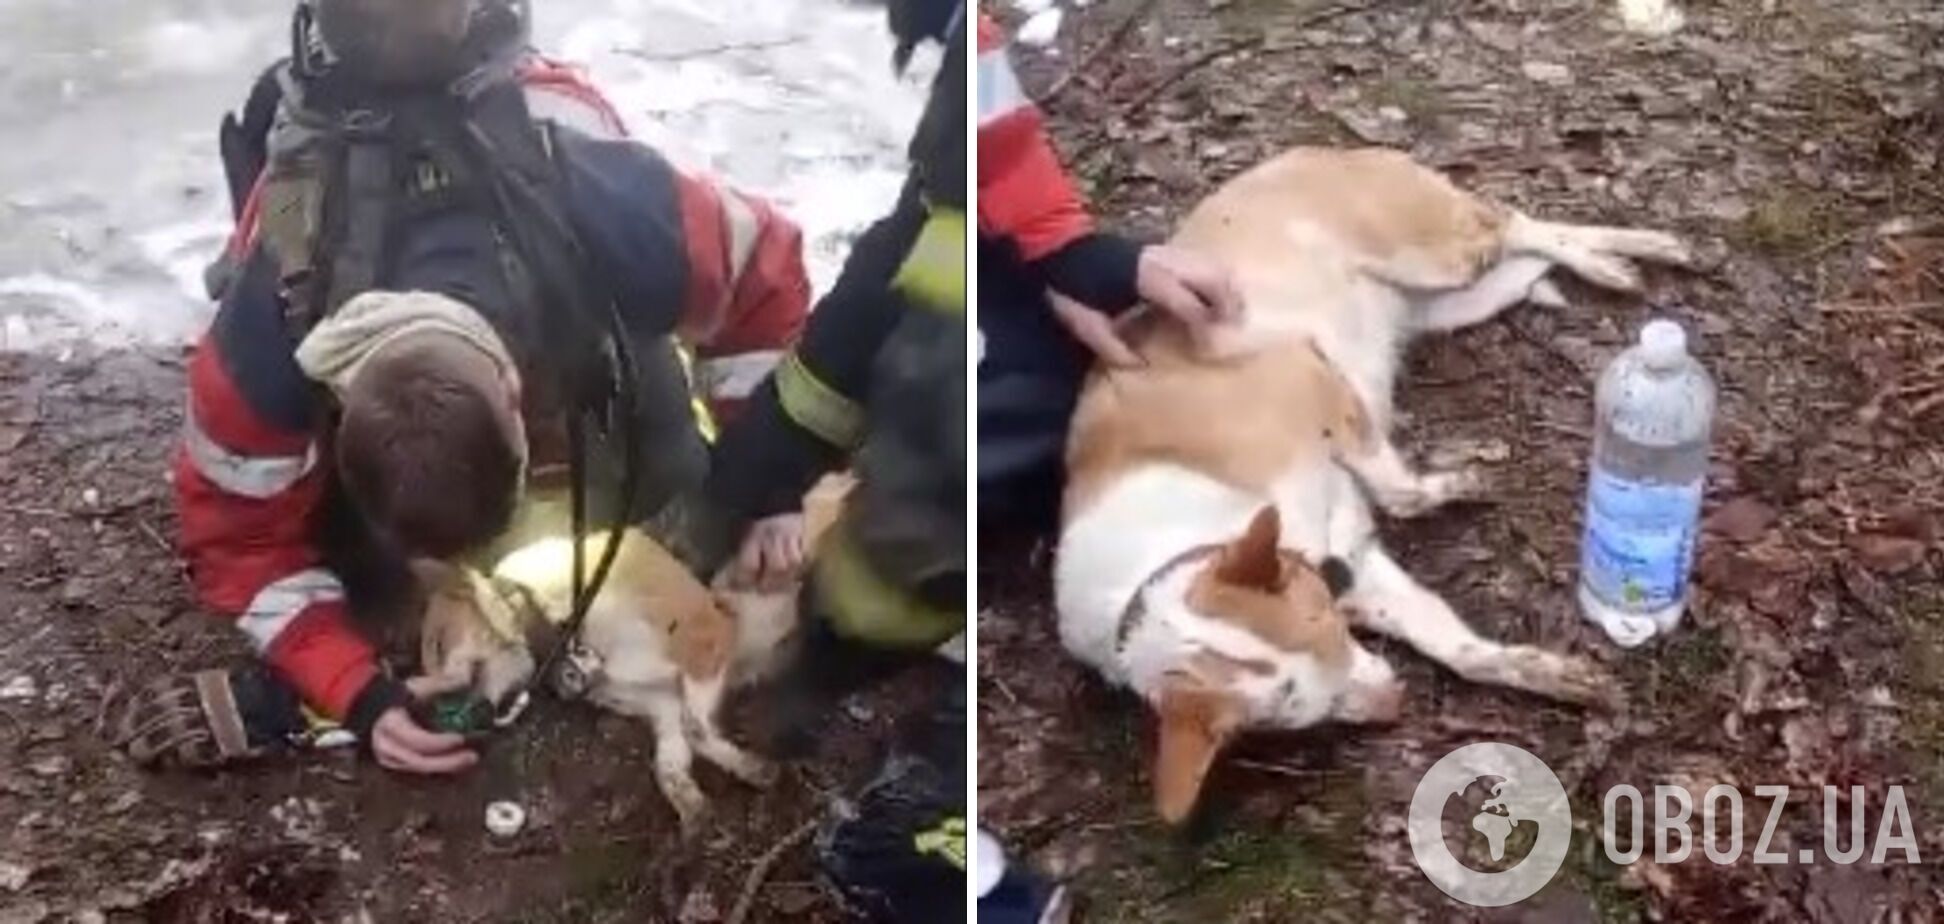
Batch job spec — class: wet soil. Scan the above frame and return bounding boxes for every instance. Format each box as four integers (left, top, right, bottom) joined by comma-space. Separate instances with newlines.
981, 0, 1944, 920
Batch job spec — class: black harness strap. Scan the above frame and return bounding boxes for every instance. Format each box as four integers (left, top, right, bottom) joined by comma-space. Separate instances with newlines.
456, 86, 640, 698
324, 121, 397, 313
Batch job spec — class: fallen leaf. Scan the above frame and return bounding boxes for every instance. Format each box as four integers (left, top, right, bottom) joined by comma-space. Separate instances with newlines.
1707, 497, 1776, 543
1850, 533, 1927, 574
0, 859, 32, 892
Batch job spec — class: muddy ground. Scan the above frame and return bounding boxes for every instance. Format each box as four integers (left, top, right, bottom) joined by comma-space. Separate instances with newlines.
0, 347, 953, 921
980, 0, 1943, 920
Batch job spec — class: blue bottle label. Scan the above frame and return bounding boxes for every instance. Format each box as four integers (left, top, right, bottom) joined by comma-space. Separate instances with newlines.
1579, 468, 1703, 612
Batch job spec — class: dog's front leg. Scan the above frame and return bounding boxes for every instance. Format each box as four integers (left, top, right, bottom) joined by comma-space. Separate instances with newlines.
1342, 437, 1484, 518
1341, 546, 1614, 706
680, 674, 780, 789
638, 694, 712, 838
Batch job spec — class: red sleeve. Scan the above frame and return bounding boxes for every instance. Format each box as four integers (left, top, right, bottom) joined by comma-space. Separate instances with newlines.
671, 176, 810, 423
977, 16, 1095, 261
176, 337, 379, 719
514, 56, 807, 423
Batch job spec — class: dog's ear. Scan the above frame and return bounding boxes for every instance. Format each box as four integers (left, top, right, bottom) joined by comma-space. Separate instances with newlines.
1214, 506, 1285, 592
1154, 673, 1245, 826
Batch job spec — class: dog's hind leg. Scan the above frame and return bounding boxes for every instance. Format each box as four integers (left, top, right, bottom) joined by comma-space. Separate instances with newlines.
1412, 255, 1557, 332
1340, 546, 1616, 707
1505, 213, 1690, 292
1341, 436, 1485, 519
681, 673, 780, 789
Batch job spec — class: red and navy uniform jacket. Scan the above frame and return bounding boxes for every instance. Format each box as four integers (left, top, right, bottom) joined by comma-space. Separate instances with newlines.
976, 15, 1141, 313
177, 58, 809, 723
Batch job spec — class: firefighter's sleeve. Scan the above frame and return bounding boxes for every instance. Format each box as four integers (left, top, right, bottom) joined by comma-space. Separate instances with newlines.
666, 174, 810, 425
976, 16, 1143, 313
175, 260, 402, 728
549, 126, 810, 428
701, 179, 931, 524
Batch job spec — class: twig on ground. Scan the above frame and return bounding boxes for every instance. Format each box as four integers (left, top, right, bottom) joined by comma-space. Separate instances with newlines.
1533, 419, 1593, 441
1072, 0, 1385, 163
1115, 35, 1262, 120
136, 519, 173, 556
727, 817, 819, 924
1231, 758, 1324, 779
618, 36, 804, 63
989, 676, 1020, 708
1037, 0, 1160, 106
1819, 300, 1943, 314
3, 505, 66, 519
1069, 34, 1262, 163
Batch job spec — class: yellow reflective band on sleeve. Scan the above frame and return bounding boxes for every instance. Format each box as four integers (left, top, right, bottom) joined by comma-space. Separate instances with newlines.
776, 352, 866, 451
674, 344, 719, 444
814, 523, 963, 649
914, 816, 968, 871
892, 207, 965, 316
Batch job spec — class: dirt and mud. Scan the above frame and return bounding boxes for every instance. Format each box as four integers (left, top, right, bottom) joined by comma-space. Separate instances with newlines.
981, 0, 1942, 920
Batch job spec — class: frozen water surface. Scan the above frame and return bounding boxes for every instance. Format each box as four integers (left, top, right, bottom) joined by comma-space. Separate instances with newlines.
0, 0, 930, 352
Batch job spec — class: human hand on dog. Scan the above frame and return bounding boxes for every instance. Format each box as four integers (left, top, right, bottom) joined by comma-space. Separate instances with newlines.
1051, 245, 1244, 368
1136, 244, 1243, 329
372, 674, 479, 775
725, 512, 808, 592
1048, 291, 1142, 368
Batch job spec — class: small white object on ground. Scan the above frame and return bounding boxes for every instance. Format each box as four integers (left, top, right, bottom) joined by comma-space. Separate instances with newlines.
1017, 9, 1065, 47
1520, 61, 1572, 85
0, 675, 35, 701
935, 632, 966, 665
1010, 0, 1055, 13
1, 859, 31, 892
81, 487, 100, 508
1617, 0, 1684, 35
485, 801, 527, 838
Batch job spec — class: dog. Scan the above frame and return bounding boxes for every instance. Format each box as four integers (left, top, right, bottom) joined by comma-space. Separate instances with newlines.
415, 475, 853, 834
1053, 147, 1690, 824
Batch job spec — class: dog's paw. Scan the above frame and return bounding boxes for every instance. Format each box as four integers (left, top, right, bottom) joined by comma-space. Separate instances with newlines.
727, 753, 782, 790
1580, 254, 1644, 292
658, 773, 712, 839
1498, 646, 1618, 708
1604, 228, 1693, 268
672, 799, 712, 842
1383, 466, 1488, 517
1428, 466, 1489, 503
1526, 278, 1570, 310
1425, 437, 1512, 470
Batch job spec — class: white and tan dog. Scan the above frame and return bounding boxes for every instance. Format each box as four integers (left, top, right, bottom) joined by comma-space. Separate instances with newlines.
415, 476, 852, 834
1054, 147, 1689, 824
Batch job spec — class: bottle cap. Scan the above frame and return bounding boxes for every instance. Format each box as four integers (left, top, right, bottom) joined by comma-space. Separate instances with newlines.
485, 801, 527, 838
1638, 319, 1688, 370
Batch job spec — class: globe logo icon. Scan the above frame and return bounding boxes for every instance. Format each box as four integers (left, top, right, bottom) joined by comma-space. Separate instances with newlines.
1408, 743, 1572, 907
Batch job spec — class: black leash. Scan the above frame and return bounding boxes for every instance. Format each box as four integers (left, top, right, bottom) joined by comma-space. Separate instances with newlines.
463, 111, 643, 710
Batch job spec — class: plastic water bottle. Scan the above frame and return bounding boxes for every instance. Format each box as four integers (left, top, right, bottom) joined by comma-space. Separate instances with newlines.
1578, 319, 1716, 647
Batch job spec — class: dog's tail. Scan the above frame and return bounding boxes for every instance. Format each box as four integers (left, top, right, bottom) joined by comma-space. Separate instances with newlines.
1506, 213, 1692, 292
